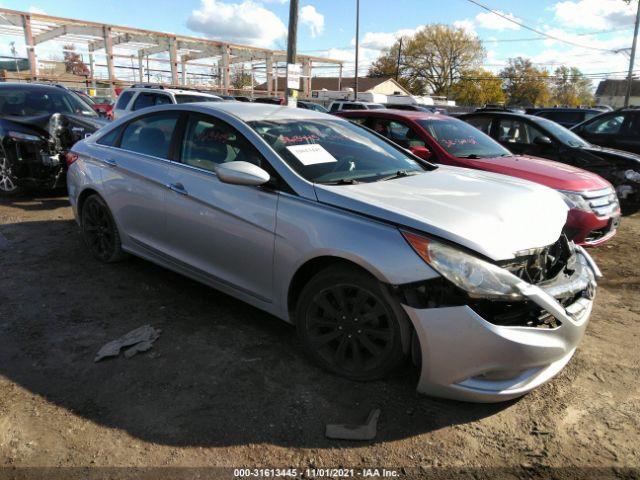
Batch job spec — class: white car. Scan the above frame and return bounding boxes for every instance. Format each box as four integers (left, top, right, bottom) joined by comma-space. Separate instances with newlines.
111, 84, 222, 120
328, 100, 386, 113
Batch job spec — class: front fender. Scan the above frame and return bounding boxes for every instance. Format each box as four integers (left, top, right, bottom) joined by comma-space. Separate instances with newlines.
272, 193, 439, 321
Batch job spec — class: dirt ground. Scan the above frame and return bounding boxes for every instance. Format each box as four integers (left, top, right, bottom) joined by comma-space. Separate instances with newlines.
0, 194, 638, 480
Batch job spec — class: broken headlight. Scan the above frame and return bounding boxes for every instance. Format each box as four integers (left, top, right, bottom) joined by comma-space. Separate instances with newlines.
401, 231, 525, 300
558, 190, 590, 212
625, 169, 640, 183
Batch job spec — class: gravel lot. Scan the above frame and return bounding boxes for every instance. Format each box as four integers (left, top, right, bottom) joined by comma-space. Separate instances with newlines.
0, 194, 638, 480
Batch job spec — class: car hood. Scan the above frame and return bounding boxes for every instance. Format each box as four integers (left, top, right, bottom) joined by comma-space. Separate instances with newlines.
462, 154, 611, 191
2, 113, 107, 136
314, 165, 568, 261
579, 144, 640, 165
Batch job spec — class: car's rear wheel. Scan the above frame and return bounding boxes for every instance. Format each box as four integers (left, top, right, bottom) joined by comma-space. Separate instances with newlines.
0, 149, 20, 196
81, 194, 126, 263
295, 266, 409, 381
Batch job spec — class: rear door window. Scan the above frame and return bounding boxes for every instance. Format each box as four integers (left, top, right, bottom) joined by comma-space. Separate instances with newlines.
119, 113, 180, 159
496, 119, 544, 144
583, 113, 626, 134
464, 116, 493, 136
132, 93, 172, 111
114, 91, 134, 110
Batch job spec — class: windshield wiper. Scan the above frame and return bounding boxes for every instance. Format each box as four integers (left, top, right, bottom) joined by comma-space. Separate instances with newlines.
379, 170, 421, 181
319, 178, 360, 185
458, 154, 482, 159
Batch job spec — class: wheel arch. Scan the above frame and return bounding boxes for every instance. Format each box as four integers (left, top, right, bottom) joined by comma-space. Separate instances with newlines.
286, 253, 389, 320
76, 187, 102, 224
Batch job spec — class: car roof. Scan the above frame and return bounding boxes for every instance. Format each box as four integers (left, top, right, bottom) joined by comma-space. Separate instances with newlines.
127, 87, 220, 97
534, 107, 601, 113
187, 102, 338, 122
0, 82, 67, 93
338, 109, 446, 121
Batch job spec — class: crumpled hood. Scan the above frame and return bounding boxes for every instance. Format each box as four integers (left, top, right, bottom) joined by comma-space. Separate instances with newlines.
314, 165, 568, 261
580, 144, 640, 166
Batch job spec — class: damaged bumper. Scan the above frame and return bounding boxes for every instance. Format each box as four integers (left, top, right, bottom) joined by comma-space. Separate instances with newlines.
403, 247, 598, 403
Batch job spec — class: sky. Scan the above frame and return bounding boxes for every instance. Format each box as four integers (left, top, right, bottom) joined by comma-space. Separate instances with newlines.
0, 0, 638, 85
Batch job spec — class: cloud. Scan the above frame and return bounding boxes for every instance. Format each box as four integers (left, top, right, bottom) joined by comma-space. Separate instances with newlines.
475, 10, 521, 31
552, 0, 636, 30
300, 5, 324, 38
28, 6, 47, 14
453, 19, 477, 37
186, 0, 287, 47
357, 26, 424, 50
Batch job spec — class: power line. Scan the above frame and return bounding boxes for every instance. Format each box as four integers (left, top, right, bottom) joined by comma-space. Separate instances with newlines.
465, 0, 622, 53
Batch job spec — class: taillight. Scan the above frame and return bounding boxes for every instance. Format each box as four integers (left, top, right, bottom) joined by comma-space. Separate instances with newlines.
66, 152, 79, 167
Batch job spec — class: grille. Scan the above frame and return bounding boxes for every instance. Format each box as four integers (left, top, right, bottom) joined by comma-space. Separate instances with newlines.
583, 187, 619, 217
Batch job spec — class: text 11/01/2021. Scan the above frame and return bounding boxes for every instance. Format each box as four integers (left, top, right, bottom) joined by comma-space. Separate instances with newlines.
233, 468, 400, 478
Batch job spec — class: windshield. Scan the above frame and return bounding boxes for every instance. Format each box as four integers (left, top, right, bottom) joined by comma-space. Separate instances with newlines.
416, 118, 512, 158
0, 88, 97, 117
534, 117, 590, 147
249, 119, 431, 184
175, 94, 221, 104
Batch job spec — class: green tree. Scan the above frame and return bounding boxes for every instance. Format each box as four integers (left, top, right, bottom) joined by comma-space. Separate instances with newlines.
551, 66, 594, 106
500, 57, 551, 106
450, 68, 505, 106
369, 24, 485, 96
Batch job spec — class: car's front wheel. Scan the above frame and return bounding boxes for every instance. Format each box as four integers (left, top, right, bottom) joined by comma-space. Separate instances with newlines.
296, 266, 410, 381
0, 148, 20, 196
81, 194, 126, 263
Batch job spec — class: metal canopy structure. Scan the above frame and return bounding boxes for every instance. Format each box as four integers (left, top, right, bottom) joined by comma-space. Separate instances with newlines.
0, 7, 344, 97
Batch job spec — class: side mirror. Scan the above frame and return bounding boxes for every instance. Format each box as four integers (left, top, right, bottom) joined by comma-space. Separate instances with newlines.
215, 161, 270, 186
410, 146, 432, 160
534, 135, 553, 146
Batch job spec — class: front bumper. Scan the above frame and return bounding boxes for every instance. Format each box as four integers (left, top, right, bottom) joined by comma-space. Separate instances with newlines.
565, 208, 620, 247
403, 247, 598, 403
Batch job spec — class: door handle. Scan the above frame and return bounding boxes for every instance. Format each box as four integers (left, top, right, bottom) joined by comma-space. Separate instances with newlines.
103, 157, 117, 167
168, 182, 188, 195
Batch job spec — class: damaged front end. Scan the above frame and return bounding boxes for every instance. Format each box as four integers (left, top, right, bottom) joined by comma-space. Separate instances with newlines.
395, 233, 599, 402
1, 113, 105, 194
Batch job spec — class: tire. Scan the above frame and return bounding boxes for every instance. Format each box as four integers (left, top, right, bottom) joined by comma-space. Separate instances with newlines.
0, 148, 21, 197
295, 265, 410, 381
80, 194, 126, 263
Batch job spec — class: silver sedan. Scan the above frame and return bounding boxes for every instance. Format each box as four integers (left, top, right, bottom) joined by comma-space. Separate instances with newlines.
67, 103, 599, 402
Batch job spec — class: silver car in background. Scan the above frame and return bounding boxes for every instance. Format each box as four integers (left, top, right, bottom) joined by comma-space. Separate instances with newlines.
67, 103, 600, 402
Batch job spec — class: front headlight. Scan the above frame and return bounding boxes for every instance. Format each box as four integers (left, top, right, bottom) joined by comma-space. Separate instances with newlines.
401, 231, 524, 300
625, 169, 640, 183
558, 190, 590, 212
7, 131, 44, 142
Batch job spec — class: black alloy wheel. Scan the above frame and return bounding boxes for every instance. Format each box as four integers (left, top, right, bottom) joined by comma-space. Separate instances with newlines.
296, 266, 409, 381
81, 195, 125, 263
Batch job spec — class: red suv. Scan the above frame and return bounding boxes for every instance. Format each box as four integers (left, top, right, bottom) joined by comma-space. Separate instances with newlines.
337, 110, 620, 247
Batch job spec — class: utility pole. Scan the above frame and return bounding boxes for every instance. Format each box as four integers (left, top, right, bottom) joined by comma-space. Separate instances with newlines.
354, 0, 360, 101
285, 0, 299, 106
624, 0, 640, 107
395, 37, 403, 81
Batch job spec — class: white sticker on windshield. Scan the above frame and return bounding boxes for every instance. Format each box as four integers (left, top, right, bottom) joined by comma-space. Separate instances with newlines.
286, 144, 338, 166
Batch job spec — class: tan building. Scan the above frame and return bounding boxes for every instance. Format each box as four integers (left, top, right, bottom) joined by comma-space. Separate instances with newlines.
255, 76, 410, 97
595, 79, 640, 108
